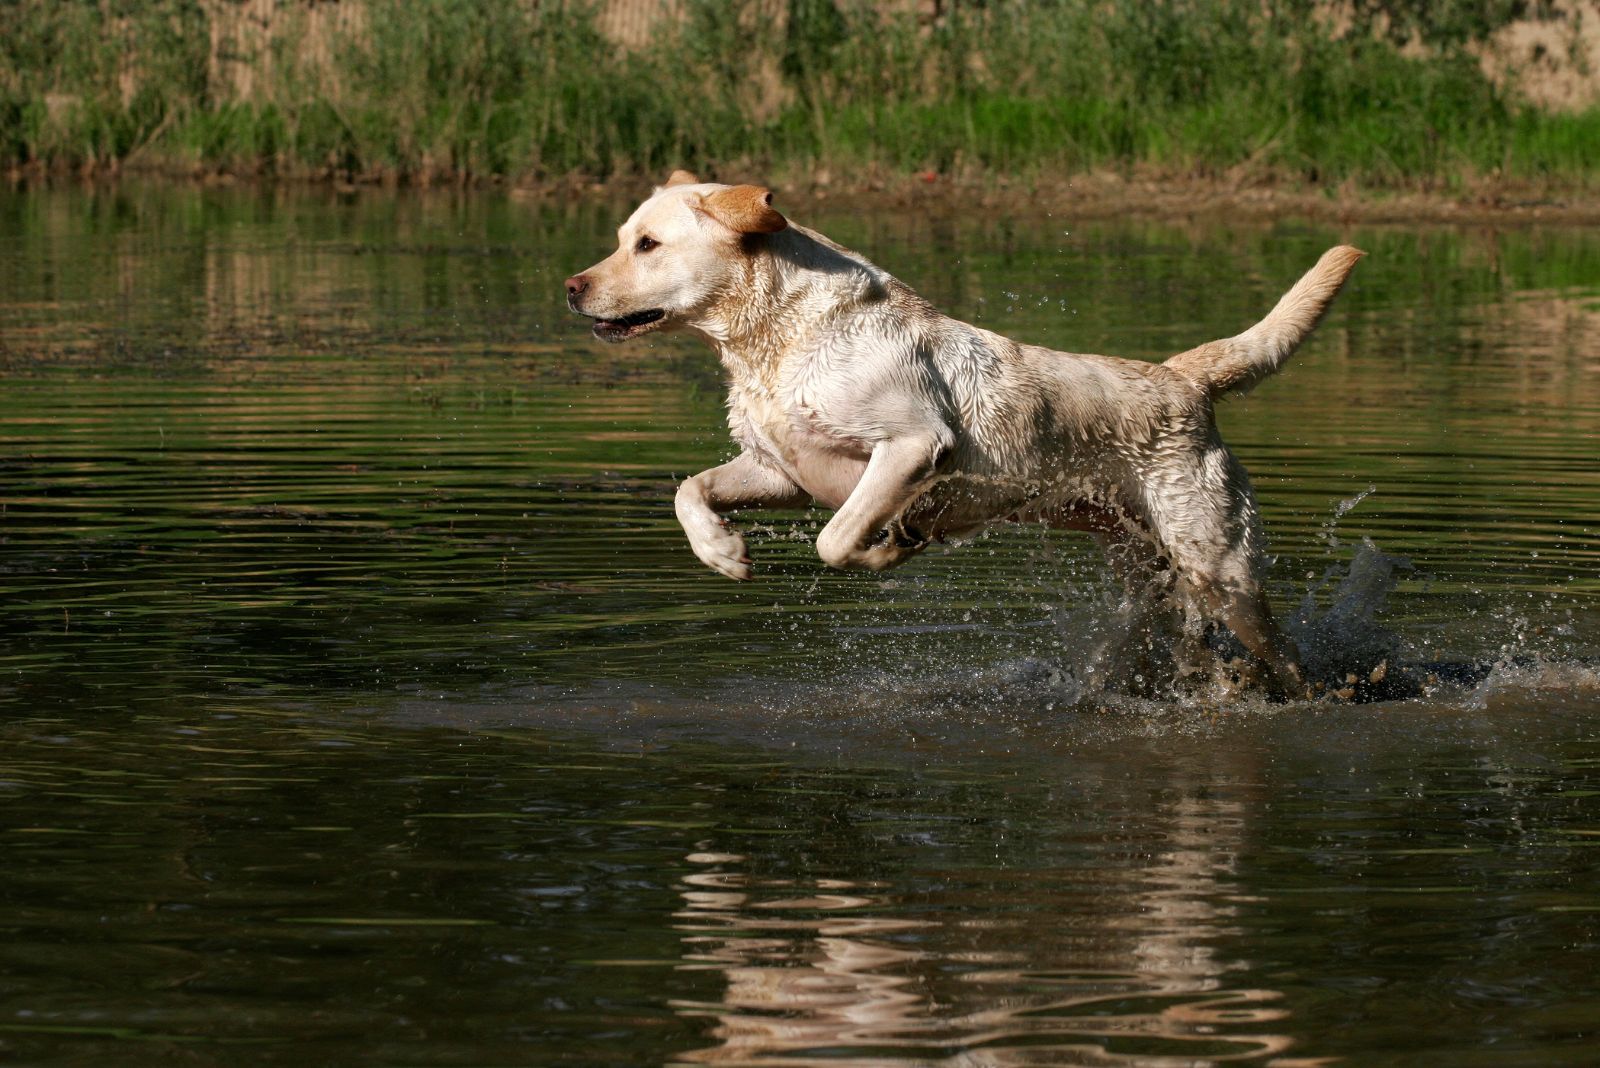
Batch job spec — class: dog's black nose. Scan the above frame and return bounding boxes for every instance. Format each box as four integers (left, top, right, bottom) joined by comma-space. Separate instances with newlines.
565, 274, 589, 299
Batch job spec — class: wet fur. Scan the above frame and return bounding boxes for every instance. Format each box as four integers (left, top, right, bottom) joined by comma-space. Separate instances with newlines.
568, 176, 1363, 697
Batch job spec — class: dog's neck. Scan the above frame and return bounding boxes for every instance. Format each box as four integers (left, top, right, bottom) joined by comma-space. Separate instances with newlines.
687, 225, 890, 389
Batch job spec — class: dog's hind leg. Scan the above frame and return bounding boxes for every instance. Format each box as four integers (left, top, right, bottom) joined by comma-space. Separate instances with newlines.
1138, 448, 1307, 699
1181, 576, 1305, 698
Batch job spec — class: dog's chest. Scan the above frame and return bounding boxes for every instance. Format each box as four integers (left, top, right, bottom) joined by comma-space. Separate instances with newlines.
733, 384, 868, 509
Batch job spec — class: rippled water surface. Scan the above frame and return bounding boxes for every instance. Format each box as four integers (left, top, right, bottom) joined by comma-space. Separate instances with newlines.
2, 183, 1599, 1065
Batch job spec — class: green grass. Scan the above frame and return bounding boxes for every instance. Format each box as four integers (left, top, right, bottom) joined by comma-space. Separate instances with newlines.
1, 0, 1596, 190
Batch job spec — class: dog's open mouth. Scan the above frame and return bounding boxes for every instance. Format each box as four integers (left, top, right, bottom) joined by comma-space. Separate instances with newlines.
592, 308, 665, 342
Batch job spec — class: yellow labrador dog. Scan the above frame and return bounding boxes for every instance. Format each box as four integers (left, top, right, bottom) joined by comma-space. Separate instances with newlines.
567, 172, 1362, 697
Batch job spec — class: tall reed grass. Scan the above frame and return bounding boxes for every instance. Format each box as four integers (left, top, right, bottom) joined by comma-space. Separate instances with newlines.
1, 0, 1595, 189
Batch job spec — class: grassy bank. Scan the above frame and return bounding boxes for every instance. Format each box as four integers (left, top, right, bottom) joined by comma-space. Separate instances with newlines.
2, 0, 1597, 193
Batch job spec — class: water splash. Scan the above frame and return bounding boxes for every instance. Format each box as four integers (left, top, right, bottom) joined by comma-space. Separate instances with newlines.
1288, 538, 1414, 700
761, 485, 1594, 717
1466, 657, 1600, 710
1320, 484, 1377, 548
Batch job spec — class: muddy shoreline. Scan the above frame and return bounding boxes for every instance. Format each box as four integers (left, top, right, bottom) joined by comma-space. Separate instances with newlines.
694, 170, 1600, 227
8, 163, 1600, 226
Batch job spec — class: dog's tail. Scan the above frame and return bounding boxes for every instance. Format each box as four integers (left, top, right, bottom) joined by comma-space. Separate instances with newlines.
1163, 245, 1364, 399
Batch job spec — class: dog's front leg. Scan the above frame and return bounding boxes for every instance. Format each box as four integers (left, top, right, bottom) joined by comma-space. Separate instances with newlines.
815, 435, 950, 572
676, 452, 809, 580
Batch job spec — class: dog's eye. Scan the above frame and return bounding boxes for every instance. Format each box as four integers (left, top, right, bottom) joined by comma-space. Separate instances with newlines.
635, 236, 659, 253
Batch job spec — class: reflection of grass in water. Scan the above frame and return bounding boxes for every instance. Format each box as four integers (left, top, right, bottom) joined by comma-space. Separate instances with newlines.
2, 0, 1597, 189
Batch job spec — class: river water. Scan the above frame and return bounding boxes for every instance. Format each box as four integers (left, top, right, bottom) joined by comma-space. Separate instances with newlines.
1, 183, 1598, 1065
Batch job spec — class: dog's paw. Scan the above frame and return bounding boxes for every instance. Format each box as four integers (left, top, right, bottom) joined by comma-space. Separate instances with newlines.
827, 537, 921, 572
860, 522, 928, 570
688, 519, 753, 581
817, 522, 927, 572
853, 539, 917, 571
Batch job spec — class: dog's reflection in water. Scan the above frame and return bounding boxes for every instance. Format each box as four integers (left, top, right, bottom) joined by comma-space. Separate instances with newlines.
670, 790, 1301, 1065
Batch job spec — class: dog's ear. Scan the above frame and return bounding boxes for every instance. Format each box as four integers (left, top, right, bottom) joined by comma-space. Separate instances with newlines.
697, 185, 787, 235
664, 169, 700, 187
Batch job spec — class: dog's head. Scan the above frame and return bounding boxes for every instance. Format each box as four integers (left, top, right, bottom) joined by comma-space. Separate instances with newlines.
565, 170, 787, 342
